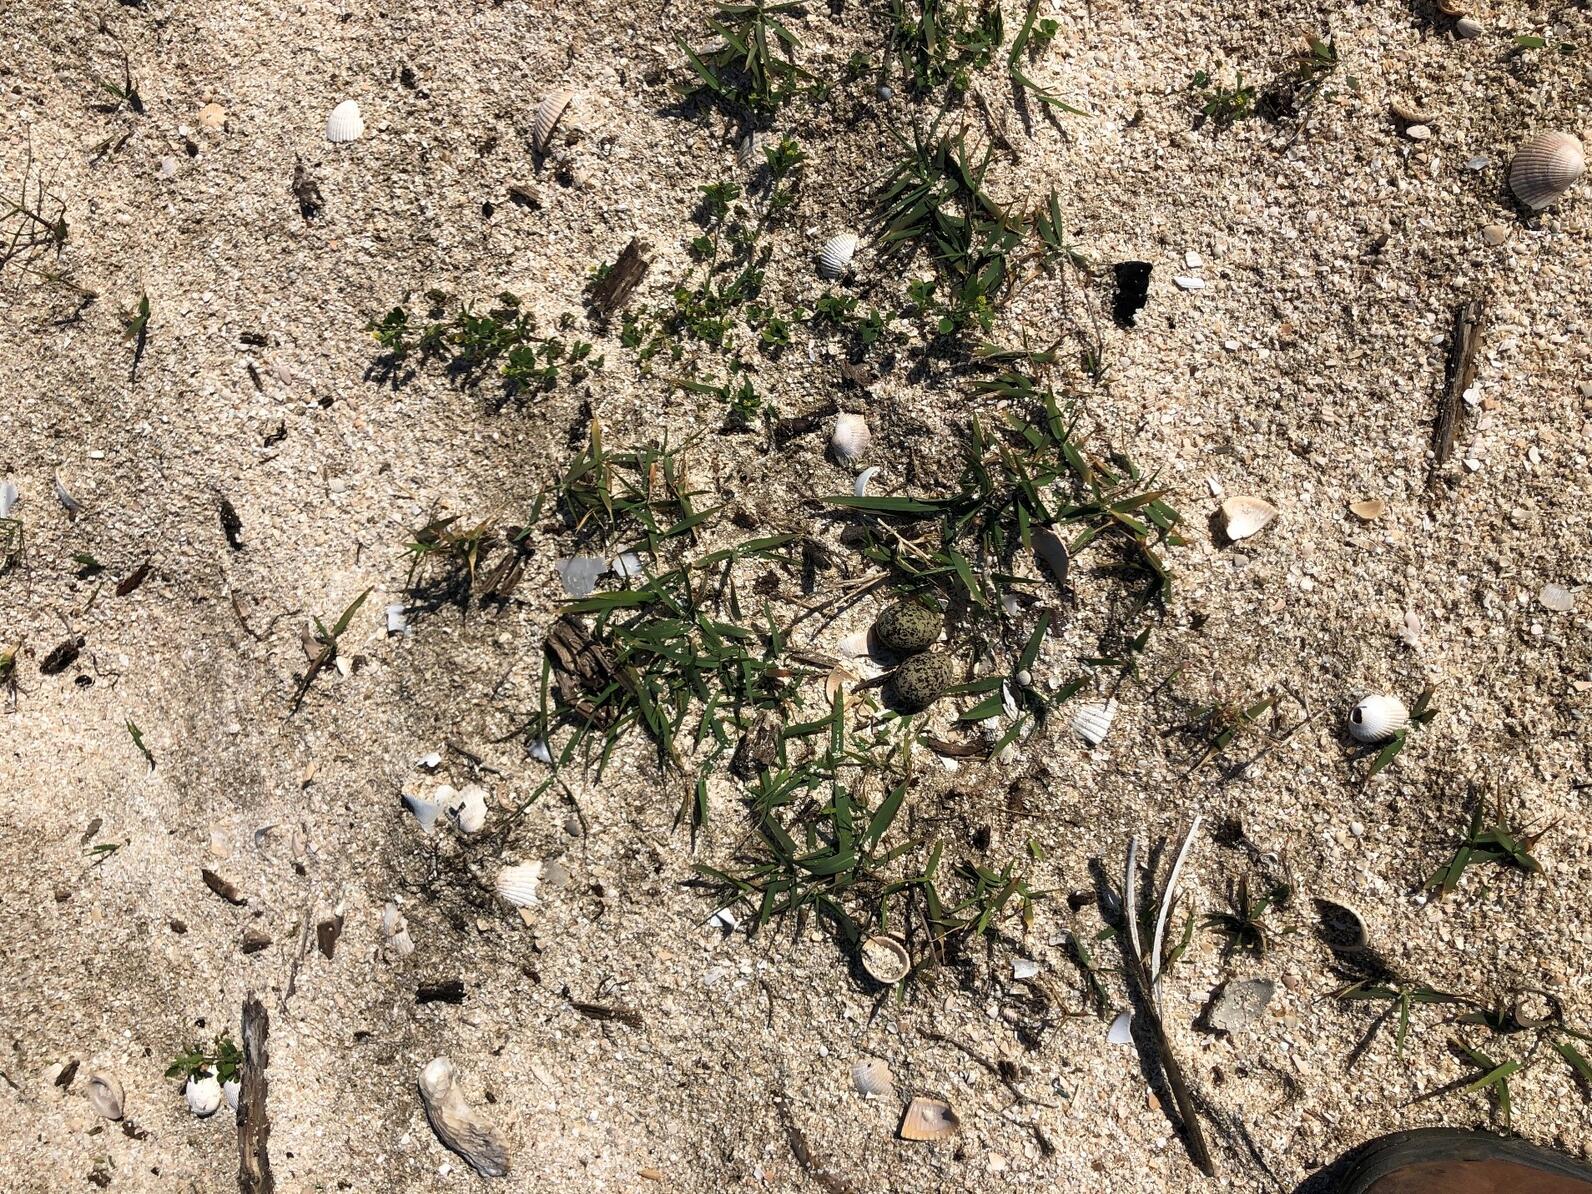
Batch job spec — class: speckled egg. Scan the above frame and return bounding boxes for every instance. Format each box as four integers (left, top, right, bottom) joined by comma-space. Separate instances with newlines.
873, 599, 942, 656
889, 651, 954, 713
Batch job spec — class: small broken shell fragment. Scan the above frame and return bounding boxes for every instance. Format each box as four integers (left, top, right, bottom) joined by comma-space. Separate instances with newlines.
1032, 526, 1070, 587
817, 232, 859, 279
197, 102, 227, 131
860, 933, 911, 984
1539, 583, 1575, 613
1108, 1009, 1134, 1044
223, 1077, 240, 1113
830, 413, 871, 465
1071, 698, 1118, 747
1220, 496, 1278, 541
444, 783, 489, 834
532, 90, 574, 153
494, 861, 543, 908
381, 902, 416, 959
1509, 131, 1584, 211
1348, 499, 1387, 521
325, 99, 364, 143
1347, 694, 1408, 743
851, 1057, 894, 1098
85, 1073, 124, 1120
53, 473, 83, 514
853, 465, 880, 497
402, 792, 443, 832
1454, 14, 1483, 36
1314, 897, 1369, 952
419, 1057, 511, 1178
185, 1071, 223, 1117
899, 1096, 959, 1141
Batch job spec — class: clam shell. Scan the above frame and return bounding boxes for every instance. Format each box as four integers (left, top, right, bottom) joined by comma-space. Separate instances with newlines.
831, 413, 871, 465
419, 1057, 511, 1178
851, 1057, 894, 1098
1509, 132, 1584, 211
1220, 495, 1278, 541
817, 232, 859, 279
0, 479, 17, 518
444, 783, 488, 834
1454, 15, 1483, 36
223, 1077, 240, 1113
1348, 499, 1387, 521
860, 933, 911, 984
325, 100, 364, 143
1071, 698, 1118, 747
85, 1073, 124, 1120
532, 90, 574, 153
899, 1096, 959, 1141
1314, 897, 1369, 952
185, 1072, 223, 1117
494, 861, 543, 908
1032, 526, 1070, 587
1347, 694, 1408, 743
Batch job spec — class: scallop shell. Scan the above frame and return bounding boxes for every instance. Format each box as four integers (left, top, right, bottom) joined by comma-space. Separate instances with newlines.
817, 232, 859, 279
1348, 694, 1408, 743
899, 1096, 959, 1141
381, 902, 416, 959
185, 1071, 223, 1117
1071, 698, 1118, 747
419, 1057, 511, 1178
494, 861, 543, 908
1220, 495, 1278, 541
860, 933, 911, 984
851, 1057, 894, 1098
444, 783, 488, 834
831, 413, 871, 465
1509, 132, 1584, 211
325, 100, 364, 143
197, 102, 227, 132
85, 1073, 124, 1120
532, 90, 574, 153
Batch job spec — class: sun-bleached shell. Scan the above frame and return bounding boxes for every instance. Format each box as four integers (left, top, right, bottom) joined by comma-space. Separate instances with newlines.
831, 413, 870, 465
1348, 694, 1408, 743
1108, 1009, 1135, 1044
381, 902, 415, 959
1071, 699, 1118, 747
817, 232, 859, 279
0, 479, 17, 517
325, 100, 364, 143
1315, 897, 1370, 952
853, 465, 880, 497
86, 1073, 124, 1120
851, 1057, 894, 1098
532, 90, 574, 153
197, 102, 227, 132
860, 933, 911, 984
1348, 499, 1387, 521
899, 1096, 959, 1141
402, 792, 442, 832
1509, 132, 1584, 210
495, 862, 543, 908
419, 1057, 511, 1178
185, 1071, 222, 1117
1220, 495, 1278, 541
444, 784, 488, 834
223, 1077, 240, 1113
1032, 526, 1070, 586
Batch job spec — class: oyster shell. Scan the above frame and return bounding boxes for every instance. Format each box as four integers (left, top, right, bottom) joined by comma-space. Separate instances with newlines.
419, 1057, 510, 1178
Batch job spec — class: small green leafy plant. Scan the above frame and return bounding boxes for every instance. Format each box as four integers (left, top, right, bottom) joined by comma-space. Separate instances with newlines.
290, 587, 371, 714
1425, 795, 1553, 899
1192, 70, 1257, 126
1202, 874, 1289, 958
165, 1032, 243, 1084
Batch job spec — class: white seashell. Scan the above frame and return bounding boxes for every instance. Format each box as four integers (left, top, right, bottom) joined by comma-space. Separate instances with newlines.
708, 907, 737, 932
1012, 957, 1040, 980
1539, 583, 1575, 613
528, 738, 553, 764
381, 902, 415, 959
1032, 526, 1069, 586
419, 1057, 511, 1178
1108, 1009, 1134, 1044
417, 751, 443, 770
1315, 897, 1370, 952
1454, 15, 1483, 37
1071, 699, 1118, 747
817, 232, 859, 279
402, 792, 442, 832
185, 1071, 223, 1117
386, 604, 409, 634
831, 413, 871, 465
532, 90, 574, 153
556, 556, 607, 598
1509, 131, 1584, 210
1220, 496, 1278, 541
837, 629, 874, 659
899, 1096, 959, 1141
860, 933, 911, 984
494, 861, 543, 908
325, 100, 364, 143
0, 480, 16, 518
1347, 694, 1408, 743
223, 1077, 240, 1113
610, 551, 644, 579
445, 783, 488, 834
85, 1072, 124, 1120
851, 1057, 894, 1098
53, 472, 82, 514
853, 465, 880, 497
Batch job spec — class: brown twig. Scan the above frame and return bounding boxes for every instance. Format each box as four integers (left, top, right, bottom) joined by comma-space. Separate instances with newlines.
1428, 298, 1486, 487
237, 995, 274, 1193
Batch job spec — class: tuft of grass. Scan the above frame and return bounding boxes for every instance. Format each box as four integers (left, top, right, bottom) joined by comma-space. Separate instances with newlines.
1183, 691, 1277, 773
289, 588, 371, 714
0, 143, 70, 279
123, 293, 150, 380
1201, 874, 1289, 958
677, 1, 814, 115
1425, 795, 1553, 899
1191, 70, 1256, 127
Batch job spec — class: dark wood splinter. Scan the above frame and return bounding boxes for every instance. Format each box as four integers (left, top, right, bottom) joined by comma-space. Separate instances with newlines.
1429, 298, 1486, 487
588, 237, 653, 318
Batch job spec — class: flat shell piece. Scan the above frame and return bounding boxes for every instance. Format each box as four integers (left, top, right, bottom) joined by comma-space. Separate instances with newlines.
1071, 699, 1117, 747
532, 90, 574, 153
1348, 499, 1387, 521
1220, 496, 1278, 541
419, 1058, 511, 1178
1108, 1009, 1134, 1044
899, 1096, 959, 1141
1208, 978, 1275, 1034
1539, 583, 1575, 613
860, 933, 910, 984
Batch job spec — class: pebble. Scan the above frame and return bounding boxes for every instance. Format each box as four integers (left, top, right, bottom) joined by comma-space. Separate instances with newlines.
1539, 584, 1575, 613
1209, 978, 1275, 1033
1465, 155, 1489, 172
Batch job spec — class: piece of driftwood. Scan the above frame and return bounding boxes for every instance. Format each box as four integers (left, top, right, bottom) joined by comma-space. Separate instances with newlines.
588, 237, 652, 317
1429, 299, 1486, 484
238, 995, 274, 1193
